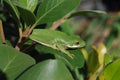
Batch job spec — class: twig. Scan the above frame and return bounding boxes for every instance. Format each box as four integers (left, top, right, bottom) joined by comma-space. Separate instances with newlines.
50, 17, 67, 30
15, 27, 23, 50
15, 26, 34, 50
22, 42, 37, 53
0, 20, 5, 44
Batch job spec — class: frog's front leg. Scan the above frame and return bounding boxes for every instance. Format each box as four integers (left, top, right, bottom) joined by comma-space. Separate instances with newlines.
57, 44, 74, 59
54, 41, 74, 59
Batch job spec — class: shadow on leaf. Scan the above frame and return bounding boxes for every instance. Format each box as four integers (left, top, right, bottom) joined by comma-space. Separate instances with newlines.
0, 70, 7, 80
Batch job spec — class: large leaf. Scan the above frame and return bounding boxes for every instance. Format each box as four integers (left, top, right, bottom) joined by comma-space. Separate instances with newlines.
36, 0, 80, 25
0, 45, 35, 80
13, 0, 38, 12
17, 60, 73, 80
13, 0, 37, 26
36, 44, 85, 69
100, 59, 120, 80
17, 6, 36, 26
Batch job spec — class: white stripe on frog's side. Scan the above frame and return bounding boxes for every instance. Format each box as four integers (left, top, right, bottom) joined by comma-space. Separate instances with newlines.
53, 39, 81, 48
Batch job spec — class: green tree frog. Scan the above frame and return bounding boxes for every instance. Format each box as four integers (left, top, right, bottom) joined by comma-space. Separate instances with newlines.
29, 29, 85, 58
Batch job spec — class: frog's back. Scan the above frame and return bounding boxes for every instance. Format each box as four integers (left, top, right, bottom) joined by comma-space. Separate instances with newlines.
38, 29, 67, 37
30, 29, 68, 44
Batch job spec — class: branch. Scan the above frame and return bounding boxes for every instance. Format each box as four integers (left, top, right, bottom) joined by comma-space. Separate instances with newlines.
0, 20, 5, 44
50, 17, 67, 30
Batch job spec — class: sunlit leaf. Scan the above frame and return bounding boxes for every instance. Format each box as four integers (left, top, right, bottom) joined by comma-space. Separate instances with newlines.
36, 0, 80, 25
100, 59, 120, 80
104, 54, 112, 66
92, 43, 107, 65
13, 0, 38, 12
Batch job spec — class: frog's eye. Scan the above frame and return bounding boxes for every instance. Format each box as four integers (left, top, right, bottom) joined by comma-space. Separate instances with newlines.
75, 41, 79, 45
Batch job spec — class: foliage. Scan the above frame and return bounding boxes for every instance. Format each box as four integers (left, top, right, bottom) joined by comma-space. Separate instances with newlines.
0, 0, 120, 80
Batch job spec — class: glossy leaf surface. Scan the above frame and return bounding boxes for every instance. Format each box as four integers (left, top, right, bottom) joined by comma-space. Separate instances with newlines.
0, 45, 35, 80
13, 0, 38, 12
36, 0, 80, 25
17, 60, 73, 80
101, 59, 120, 80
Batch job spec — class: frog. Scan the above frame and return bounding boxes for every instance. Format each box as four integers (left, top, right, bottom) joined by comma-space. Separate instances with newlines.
29, 29, 85, 59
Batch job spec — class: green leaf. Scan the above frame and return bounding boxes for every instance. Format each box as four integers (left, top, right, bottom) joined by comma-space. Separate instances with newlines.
17, 6, 36, 26
17, 60, 73, 80
87, 50, 100, 73
0, 45, 35, 80
36, 44, 85, 69
104, 54, 112, 66
101, 59, 120, 80
36, 0, 80, 25
13, 0, 38, 12
63, 49, 85, 69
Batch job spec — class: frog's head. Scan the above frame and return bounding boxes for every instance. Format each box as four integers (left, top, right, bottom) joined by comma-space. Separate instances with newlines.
66, 36, 85, 48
